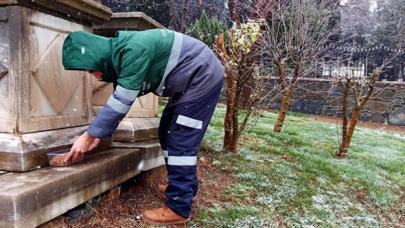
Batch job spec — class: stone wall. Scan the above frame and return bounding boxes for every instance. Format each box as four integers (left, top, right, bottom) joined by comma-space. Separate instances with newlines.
270, 78, 405, 126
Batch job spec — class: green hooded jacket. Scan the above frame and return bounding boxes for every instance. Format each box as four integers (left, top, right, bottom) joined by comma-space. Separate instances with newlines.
62, 29, 175, 94
62, 29, 180, 138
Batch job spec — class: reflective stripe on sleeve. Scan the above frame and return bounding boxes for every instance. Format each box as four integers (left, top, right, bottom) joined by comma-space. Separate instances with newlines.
167, 156, 197, 166
106, 95, 131, 114
154, 32, 184, 96
116, 85, 139, 101
176, 115, 202, 129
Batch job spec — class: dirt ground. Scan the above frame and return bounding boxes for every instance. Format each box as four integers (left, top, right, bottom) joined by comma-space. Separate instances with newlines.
308, 114, 405, 134
41, 150, 234, 228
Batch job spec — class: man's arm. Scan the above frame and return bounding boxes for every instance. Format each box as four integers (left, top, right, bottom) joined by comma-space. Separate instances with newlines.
63, 85, 140, 163
87, 85, 140, 138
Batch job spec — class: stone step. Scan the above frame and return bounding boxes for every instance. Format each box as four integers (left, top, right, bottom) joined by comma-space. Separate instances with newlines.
113, 118, 160, 142
0, 148, 165, 228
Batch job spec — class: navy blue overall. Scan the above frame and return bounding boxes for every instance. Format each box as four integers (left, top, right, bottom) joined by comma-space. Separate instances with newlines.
158, 35, 224, 218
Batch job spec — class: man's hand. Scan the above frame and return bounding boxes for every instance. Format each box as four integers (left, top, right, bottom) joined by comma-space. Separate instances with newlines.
64, 131, 100, 164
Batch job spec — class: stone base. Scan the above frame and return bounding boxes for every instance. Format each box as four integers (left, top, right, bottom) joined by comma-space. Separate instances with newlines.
113, 117, 160, 143
141, 165, 167, 191
0, 117, 161, 172
0, 126, 112, 172
0, 147, 165, 228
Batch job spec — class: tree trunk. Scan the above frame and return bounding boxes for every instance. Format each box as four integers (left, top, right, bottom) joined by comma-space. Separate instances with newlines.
336, 80, 350, 157
273, 88, 292, 132
223, 71, 236, 152
223, 68, 244, 153
167, 0, 178, 31
180, 0, 189, 33
336, 109, 361, 158
336, 70, 378, 158
273, 61, 288, 133
228, 79, 243, 152
227, 131, 240, 153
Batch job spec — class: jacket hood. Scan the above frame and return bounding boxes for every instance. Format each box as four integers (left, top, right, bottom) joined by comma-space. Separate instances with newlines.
62, 31, 117, 83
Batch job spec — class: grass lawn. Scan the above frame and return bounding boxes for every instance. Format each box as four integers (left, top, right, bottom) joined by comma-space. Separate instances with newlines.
191, 104, 405, 227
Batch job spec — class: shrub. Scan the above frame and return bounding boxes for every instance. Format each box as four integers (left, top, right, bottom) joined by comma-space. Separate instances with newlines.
187, 10, 229, 49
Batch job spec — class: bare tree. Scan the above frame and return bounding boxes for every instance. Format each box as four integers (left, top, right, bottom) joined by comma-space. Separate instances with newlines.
262, 0, 340, 132
214, 0, 278, 153
216, 21, 279, 153
250, 0, 274, 21
167, 0, 191, 32
228, 0, 274, 25
330, 53, 400, 158
327, 0, 404, 157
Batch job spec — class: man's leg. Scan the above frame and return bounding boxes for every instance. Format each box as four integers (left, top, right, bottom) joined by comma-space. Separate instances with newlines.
155, 105, 173, 196
165, 81, 223, 218
158, 105, 174, 163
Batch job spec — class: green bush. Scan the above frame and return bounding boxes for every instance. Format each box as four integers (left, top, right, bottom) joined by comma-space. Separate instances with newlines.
187, 11, 229, 49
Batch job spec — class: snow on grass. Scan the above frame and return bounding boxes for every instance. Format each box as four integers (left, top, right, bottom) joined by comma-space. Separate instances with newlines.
187, 104, 405, 227
306, 178, 381, 227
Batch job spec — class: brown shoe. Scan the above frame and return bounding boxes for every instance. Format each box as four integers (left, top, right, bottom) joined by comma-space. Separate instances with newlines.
156, 184, 197, 203
143, 206, 188, 225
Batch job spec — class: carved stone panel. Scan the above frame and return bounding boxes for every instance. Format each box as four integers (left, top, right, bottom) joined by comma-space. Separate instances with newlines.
92, 81, 158, 118
0, 8, 6, 21
18, 9, 92, 133
0, 4, 114, 171
0, 18, 10, 132
128, 92, 159, 118
0, 73, 9, 130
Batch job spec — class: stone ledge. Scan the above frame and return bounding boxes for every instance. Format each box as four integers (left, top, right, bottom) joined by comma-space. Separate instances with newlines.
93, 11, 164, 33
0, 0, 112, 24
0, 126, 112, 172
113, 140, 161, 154
0, 147, 165, 228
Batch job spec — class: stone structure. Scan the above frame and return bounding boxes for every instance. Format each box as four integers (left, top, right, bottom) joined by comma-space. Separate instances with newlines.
0, 146, 163, 228
0, 1, 165, 227
270, 78, 405, 126
0, 2, 163, 171
0, 1, 112, 171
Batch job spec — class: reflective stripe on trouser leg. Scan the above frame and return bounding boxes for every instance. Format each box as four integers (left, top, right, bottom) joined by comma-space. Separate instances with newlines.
165, 81, 223, 218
